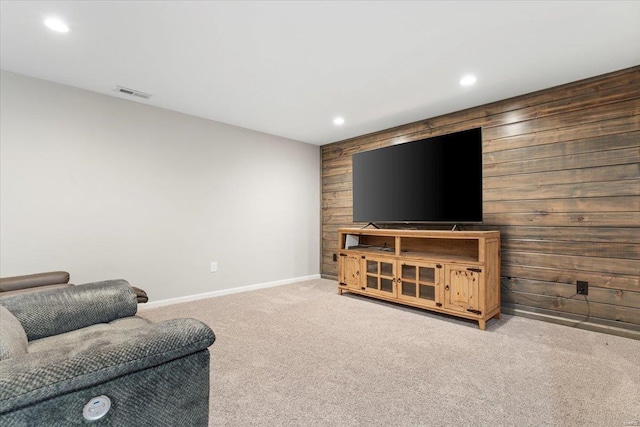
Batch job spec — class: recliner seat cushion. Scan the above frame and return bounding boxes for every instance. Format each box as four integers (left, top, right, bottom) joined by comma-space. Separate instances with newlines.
28, 316, 151, 354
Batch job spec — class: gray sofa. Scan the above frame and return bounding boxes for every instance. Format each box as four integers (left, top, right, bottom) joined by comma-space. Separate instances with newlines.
0, 280, 215, 426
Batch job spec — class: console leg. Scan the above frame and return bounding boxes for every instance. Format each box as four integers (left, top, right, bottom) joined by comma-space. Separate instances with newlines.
338, 288, 343, 295
478, 319, 486, 330
494, 312, 501, 320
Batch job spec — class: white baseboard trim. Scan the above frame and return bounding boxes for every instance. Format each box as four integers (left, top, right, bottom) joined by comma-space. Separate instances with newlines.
138, 274, 322, 310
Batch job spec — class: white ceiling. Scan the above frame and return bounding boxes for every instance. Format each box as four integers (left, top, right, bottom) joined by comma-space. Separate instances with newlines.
1, 1, 639, 146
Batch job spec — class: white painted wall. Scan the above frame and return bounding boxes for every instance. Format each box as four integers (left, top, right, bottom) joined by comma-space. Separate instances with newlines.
0, 70, 320, 301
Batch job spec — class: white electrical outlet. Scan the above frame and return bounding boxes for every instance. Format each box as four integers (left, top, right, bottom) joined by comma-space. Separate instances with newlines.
210, 262, 217, 273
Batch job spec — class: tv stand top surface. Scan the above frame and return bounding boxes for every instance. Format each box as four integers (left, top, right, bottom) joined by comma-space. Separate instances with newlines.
339, 227, 499, 239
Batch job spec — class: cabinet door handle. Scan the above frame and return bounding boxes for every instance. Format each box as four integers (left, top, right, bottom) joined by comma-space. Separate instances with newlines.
356, 271, 359, 275
445, 285, 450, 291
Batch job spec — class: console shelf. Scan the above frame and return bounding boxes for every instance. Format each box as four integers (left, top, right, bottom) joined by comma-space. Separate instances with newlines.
337, 228, 501, 330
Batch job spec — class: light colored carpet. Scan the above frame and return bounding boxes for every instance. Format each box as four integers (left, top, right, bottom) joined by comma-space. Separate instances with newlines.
140, 279, 640, 427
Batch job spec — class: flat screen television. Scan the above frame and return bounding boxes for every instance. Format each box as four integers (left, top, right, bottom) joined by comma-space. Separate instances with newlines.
352, 127, 483, 224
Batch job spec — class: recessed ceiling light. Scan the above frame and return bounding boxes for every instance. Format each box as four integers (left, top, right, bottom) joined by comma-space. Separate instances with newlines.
44, 18, 69, 33
333, 117, 345, 126
460, 74, 477, 87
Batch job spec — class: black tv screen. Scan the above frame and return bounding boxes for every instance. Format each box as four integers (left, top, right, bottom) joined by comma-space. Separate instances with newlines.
352, 127, 483, 224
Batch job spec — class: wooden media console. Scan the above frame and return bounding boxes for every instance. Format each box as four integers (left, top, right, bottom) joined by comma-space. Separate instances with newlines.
337, 228, 501, 330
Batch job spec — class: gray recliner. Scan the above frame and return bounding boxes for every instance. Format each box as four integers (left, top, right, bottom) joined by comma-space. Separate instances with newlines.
0, 280, 215, 426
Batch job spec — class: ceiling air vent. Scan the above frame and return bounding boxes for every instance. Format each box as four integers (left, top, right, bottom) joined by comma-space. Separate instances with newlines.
114, 86, 152, 100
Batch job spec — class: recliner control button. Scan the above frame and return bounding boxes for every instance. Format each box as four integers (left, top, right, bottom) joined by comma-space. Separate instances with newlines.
83, 395, 111, 421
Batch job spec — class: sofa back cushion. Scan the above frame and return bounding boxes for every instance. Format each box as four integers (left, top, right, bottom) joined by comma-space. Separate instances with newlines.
0, 305, 28, 360
0, 280, 137, 341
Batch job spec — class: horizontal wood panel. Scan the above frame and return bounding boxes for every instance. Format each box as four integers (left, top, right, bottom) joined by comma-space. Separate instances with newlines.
501, 277, 640, 309
322, 152, 354, 173
483, 115, 640, 153
322, 173, 350, 186
321, 224, 342, 236
502, 251, 638, 276
322, 181, 352, 193
323, 269, 337, 278
323, 264, 338, 277
323, 214, 354, 225
484, 196, 639, 214
481, 82, 640, 129
484, 131, 640, 165
322, 250, 337, 261
483, 98, 640, 141
322, 190, 352, 201
322, 191, 353, 207
483, 212, 640, 227
493, 226, 640, 244
501, 265, 639, 292
483, 178, 640, 201
501, 302, 640, 336
484, 147, 639, 177
322, 163, 352, 179
323, 197, 353, 210
474, 67, 640, 126
484, 164, 638, 190
503, 290, 640, 324
322, 233, 339, 245
322, 207, 352, 218
322, 245, 339, 257
501, 239, 638, 260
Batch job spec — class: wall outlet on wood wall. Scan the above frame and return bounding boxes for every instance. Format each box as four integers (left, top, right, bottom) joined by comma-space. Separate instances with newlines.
577, 281, 588, 296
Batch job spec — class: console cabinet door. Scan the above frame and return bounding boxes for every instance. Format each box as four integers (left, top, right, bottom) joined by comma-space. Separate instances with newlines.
362, 256, 397, 297
338, 253, 361, 289
397, 261, 442, 308
443, 265, 481, 315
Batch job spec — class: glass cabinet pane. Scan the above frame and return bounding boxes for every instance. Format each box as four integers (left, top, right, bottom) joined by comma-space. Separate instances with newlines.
367, 276, 378, 289
401, 264, 416, 280
419, 267, 435, 283
367, 261, 378, 274
380, 278, 393, 293
380, 262, 393, 277
419, 284, 435, 301
402, 281, 416, 297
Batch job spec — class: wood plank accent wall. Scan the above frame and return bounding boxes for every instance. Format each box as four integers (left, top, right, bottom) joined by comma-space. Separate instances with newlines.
321, 66, 640, 332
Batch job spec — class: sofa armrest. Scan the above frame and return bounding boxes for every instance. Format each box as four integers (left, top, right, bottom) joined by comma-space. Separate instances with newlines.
0, 318, 216, 414
0, 280, 137, 341
0, 271, 70, 292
